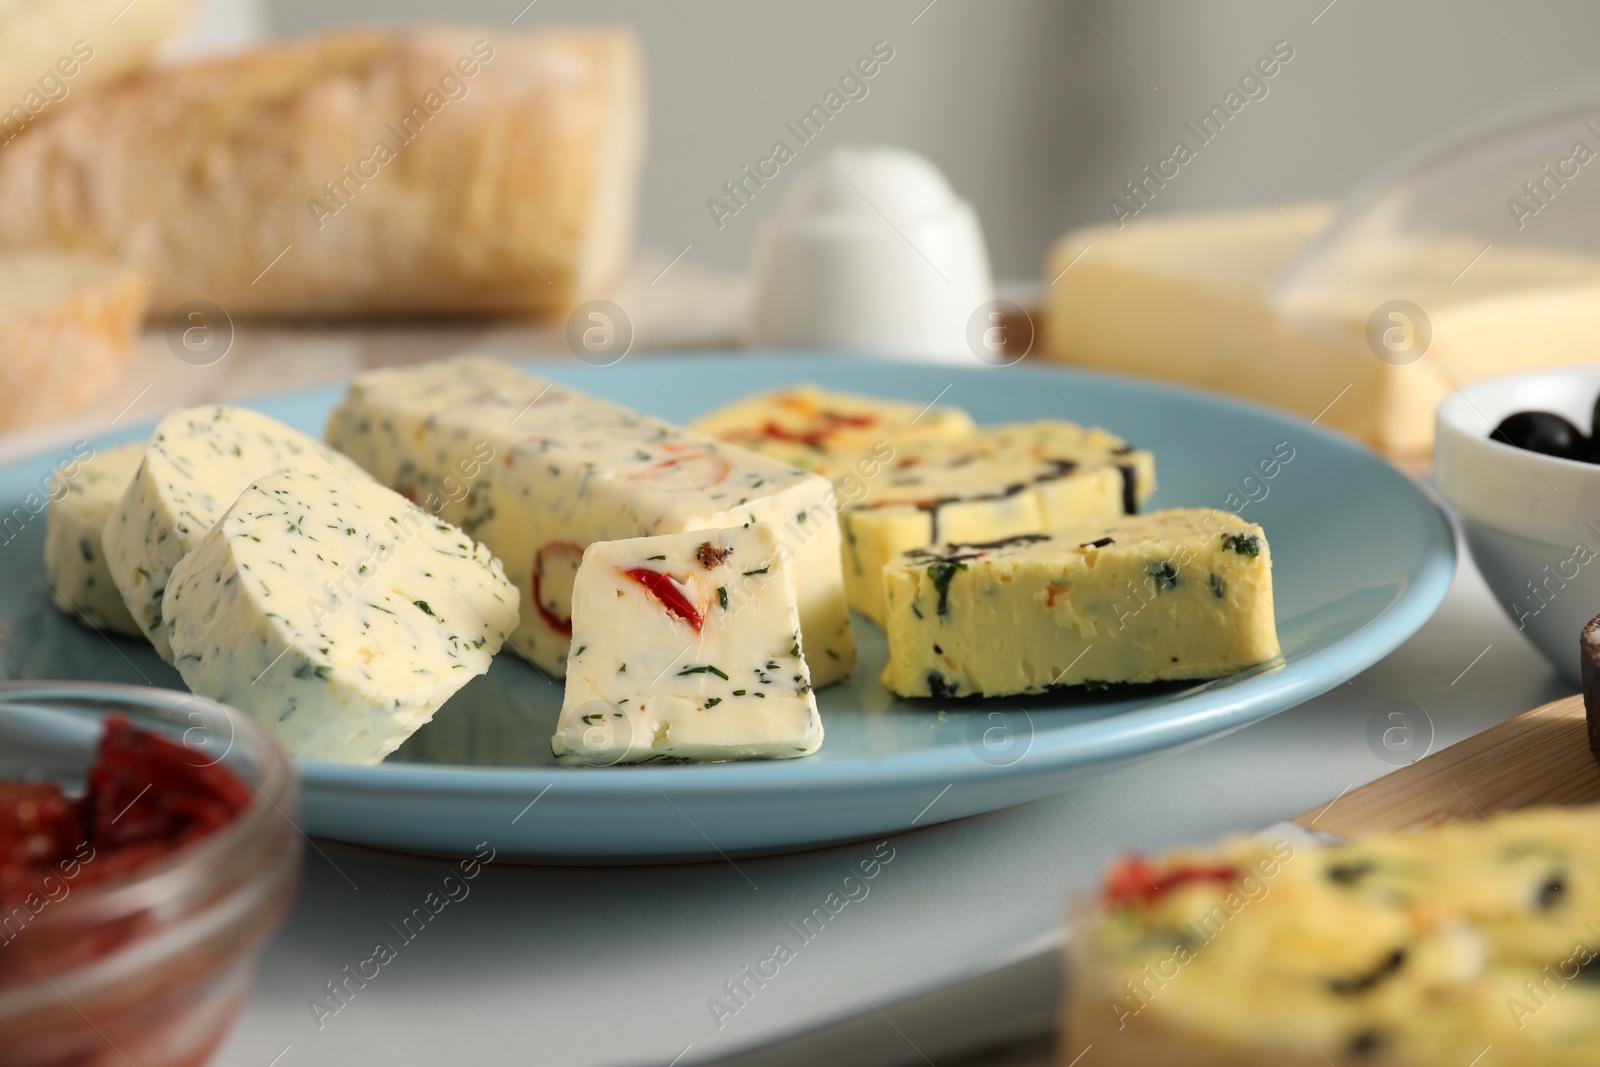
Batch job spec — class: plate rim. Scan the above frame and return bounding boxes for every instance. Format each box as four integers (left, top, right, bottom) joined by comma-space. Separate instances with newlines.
4, 353, 1457, 806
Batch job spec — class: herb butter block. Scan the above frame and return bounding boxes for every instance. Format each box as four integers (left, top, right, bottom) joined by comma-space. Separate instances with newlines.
42, 442, 145, 635
550, 523, 821, 764
325, 357, 855, 686
1069, 807, 1600, 1067
881, 508, 1277, 699
698, 384, 976, 479
841, 421, 1156, 626
164, 470, 518, 765
103, 405, 373, 662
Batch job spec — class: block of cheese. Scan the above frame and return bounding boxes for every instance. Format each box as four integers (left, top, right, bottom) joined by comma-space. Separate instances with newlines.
326, 357, 856, 687
42, 441, 145, 636
1044, 203, 1600, 455
164, 469, 518, 764
1044, 203, 1424, 452
697, 385, 976, 479
550, 523, 822, 764
1067, 807, 1600, 1066
881, 508, 1277, 699
840, 421, 1155, 626
103, 405, 372, 662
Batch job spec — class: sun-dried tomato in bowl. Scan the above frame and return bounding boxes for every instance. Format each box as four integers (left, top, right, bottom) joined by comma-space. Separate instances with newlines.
0, 685, 301, 1067
1, 716, 254, 919
0, 782, 84, 908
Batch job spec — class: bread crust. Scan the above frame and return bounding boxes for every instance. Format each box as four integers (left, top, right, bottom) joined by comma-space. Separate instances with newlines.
0, 27, 643, 319
0, 255, 147, 430
0, 0, 200, 134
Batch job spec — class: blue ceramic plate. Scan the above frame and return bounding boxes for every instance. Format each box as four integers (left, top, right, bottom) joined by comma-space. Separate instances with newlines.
1, 355, 1454, 861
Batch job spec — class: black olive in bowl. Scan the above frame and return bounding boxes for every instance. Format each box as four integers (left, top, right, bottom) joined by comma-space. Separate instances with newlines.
1490, 410, 1589, 461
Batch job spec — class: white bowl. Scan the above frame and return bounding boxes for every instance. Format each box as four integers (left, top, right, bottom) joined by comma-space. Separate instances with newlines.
749, 146, 994, 363
1436, 365, 1600, 684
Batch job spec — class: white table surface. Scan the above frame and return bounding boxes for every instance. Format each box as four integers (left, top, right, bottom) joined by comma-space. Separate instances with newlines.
2, 302, 1569, 1067
193, 526, 1570, 1067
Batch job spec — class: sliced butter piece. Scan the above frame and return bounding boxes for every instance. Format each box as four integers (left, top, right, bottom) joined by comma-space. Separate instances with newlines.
881, 508, 1277, 699
164, 469, 518, 765
42, 441, 145, 636
325, 356, 855, 686
103, 404, 372, 661
698, 384, 976, 480
840, 421, 1154, 626
551, 523, 821, 764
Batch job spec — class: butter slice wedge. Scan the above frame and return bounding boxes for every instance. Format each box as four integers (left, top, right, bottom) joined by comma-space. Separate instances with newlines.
841, 421, 1155, 627
165, 469, 518, 765
881, 507, 1278, 699
551, 523, 822, 764
43, 441, 145, 636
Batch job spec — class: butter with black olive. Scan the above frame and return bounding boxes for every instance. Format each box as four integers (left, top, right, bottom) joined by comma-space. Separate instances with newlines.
1069, 807, 1600, 1067
841, 421, 1156, 626
881, 507, 1275, 699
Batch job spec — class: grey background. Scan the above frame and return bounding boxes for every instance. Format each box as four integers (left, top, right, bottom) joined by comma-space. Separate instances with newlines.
180, 0, 1594, 278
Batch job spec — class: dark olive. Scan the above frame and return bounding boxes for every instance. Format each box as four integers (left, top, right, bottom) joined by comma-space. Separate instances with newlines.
1491, 411, 1588, 460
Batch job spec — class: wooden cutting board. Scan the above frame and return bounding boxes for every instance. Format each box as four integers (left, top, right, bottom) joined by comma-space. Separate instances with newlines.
703, 696, 1600, 1067
1292, 693, 1600, 838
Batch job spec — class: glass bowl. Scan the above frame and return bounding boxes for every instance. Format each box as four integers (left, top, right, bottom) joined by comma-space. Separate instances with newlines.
0, 682, 301, 1067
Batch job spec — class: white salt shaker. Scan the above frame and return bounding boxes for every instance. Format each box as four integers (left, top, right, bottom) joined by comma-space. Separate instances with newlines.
749, 146, 994, 363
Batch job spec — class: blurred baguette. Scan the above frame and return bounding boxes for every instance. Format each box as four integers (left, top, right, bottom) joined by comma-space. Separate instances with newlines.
0, 252, 148, 430
0, 0, 201, 137
0, 26, 643, 319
